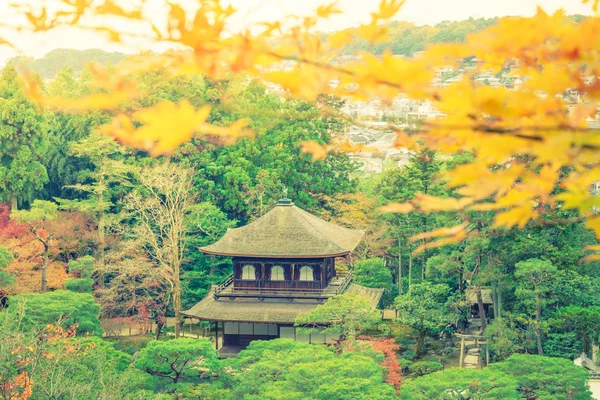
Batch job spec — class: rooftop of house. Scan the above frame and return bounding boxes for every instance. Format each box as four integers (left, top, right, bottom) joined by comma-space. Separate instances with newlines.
200, 199, 364, 258
181, 283, 384, 324
465, 288, 493, 305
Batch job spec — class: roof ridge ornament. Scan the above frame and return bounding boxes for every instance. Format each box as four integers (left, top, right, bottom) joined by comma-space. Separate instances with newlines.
277, 187, 293, 206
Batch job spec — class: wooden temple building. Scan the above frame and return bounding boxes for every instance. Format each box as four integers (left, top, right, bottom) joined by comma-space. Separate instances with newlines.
182, 197, 384, 357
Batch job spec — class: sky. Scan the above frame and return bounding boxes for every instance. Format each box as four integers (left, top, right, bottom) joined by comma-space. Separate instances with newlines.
0, 0, 593, 64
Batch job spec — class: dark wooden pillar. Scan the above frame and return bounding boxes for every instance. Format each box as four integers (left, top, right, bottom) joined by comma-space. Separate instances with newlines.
214, 321, 219, 350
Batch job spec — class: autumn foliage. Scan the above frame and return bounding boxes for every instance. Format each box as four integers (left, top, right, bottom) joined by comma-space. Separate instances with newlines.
1, 323, 78, 400
358, 336, 404, 392
1, 0, 599, 260
0, 204, 96, 294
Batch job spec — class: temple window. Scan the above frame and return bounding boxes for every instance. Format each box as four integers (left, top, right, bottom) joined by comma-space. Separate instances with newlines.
299, 265, 314, 281
271, 265, 285, 281
242, 264, 256, 280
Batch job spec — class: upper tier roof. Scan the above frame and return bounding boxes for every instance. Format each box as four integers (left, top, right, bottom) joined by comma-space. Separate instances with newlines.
200, 200, 364, 258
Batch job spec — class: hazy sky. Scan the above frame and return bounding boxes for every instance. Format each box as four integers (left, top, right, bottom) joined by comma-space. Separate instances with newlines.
0, 0, 592, 64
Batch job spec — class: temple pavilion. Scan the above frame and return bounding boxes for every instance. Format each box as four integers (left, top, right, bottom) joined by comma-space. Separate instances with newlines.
182, 197, 384, 357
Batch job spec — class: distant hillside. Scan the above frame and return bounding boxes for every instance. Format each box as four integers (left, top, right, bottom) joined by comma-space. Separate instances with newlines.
10, 48, 128, 79
338, 18, 498, 57
338, 15, 586, 56
8, 15, 587, 79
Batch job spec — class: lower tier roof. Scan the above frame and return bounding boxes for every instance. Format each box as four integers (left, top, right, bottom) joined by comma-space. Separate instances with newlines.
181, 284, 384, 324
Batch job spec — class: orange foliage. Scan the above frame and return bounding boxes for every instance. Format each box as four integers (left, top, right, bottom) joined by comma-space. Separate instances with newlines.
3, 1, 600, 256
0, 204, 27, 239
0, 207, 95, 294
4, 324, 78, 400
319, 193, 394, 258
357, 336, 403, 392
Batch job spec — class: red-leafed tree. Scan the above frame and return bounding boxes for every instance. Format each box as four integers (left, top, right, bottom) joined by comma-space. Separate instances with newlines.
357, 336, 403, 393
11, 201, 58, 292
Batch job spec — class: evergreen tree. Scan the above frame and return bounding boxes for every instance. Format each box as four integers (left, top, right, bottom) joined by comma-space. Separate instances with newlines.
0, 64, 48, 209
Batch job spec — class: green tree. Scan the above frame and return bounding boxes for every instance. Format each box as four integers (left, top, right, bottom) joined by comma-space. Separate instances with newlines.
0, 63, 48, 209
550, 306, 600, 358
64, 277, 94, 293
400, 367, 520, 399
226, 339, 396, 400
67, 255, 95, 278
374, 150, 457, 292
30, 336, 149, 400
544, 332, 581, 360
43, 67, 111, 199
295, 293, 386, 348
514, 258, 558, 355
3, 290, 103, 336
483, 315, 525, 361
186, 82, 355, 223
395, 282, 456, 355
56, 131, 132, 274
64, 255, 95, 293
490, 354, 592, 399
0, 308, 148, 400
353, 258, 395, 307
11, 199, 58, 292
407, 361, 444, 377
0, 246, 15, 292
401, 353, 591, 399
182, 201, 236, 310
134, 338, 218, 384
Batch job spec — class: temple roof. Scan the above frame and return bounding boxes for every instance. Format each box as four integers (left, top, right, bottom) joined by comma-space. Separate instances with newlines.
465, 288, 493, 304
200, 201, 364, 258
181, 284, 384, 324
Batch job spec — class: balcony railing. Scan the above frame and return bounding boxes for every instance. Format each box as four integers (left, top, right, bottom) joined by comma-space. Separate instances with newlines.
213, 272, 353, 301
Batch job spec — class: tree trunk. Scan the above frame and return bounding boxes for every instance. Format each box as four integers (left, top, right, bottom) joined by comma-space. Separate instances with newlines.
496, 280, 502, 319
491, 283, 499, 319
398, 247, 403, 295
98, 211, 105, 266
41, 242, 49, 293
408, 253, 413, 292
95, 213, 106, 288
173, 262, 182, 339
416, 330, 426, 356
10, 193, 17, 211
155, 305, 169, 340
96, 170, 106, 288
535, 295, 543, 355
476, 287, 487, 332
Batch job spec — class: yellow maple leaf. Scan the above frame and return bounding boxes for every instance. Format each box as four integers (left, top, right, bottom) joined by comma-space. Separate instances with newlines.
42, 90, 136, 111
106, 101, 211, 156
412, 230, 467, 254
374, 0, 406, 20
379, 202, 414, 213
95, 0, 143, 20
415, 194, 473, 212
301, 141, 333, 161
493, 204, 536, 229
316, 2, 342, 18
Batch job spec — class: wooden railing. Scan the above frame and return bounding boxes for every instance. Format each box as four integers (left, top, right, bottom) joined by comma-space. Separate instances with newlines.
336, 271, 353, 294
214, 274, 234, 293
212, 272, 354, 301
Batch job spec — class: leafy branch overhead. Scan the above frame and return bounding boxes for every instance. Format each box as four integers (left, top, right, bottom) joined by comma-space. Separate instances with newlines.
3, 0, 600, 255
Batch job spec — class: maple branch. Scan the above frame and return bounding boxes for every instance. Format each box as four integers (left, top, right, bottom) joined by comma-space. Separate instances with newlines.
266, 51, 404, 90
404, 123, 600, 151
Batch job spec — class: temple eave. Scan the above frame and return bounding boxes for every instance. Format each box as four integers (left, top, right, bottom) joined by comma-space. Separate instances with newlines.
199, 249, 351, 258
